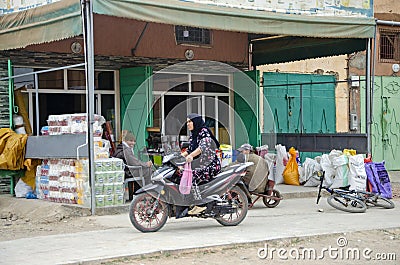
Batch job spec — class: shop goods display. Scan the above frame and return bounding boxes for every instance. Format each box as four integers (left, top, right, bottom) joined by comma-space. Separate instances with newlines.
44, 113, 105, 136
35, 158, 125, 207
92, 158, 125, 207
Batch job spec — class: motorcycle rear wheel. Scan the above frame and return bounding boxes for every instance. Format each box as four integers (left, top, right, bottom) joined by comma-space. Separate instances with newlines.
216, 186, 248, 226
129, 192, 168, 233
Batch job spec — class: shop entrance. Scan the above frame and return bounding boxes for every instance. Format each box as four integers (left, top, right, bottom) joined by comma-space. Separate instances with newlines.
159, 94, 231, 144
152, 72, 232, 145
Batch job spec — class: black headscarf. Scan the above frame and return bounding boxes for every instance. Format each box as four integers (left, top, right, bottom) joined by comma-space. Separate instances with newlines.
187, 113, 220, 152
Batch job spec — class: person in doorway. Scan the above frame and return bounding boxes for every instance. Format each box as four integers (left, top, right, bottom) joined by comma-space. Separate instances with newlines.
112, 130, 153, 200
180, 113, 221, 216
237, 143, 275, 196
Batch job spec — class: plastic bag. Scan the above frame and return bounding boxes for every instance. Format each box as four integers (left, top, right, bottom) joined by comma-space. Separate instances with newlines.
331, 155, 349, 189
320, 154, 335, 188
348, 154, 367, 191
282, 147, 300, 186
179, 162, 193, 194
302, 157, 322, 187
343, 149, 356, 156
264, 153, 276, 182
275, 144, 288, 184
15, 178, 33, 198
365, 161, 392, 199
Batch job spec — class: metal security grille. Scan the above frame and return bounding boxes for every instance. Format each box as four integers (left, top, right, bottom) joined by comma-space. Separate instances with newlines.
175, 26, 211, 45
379, 29, 400, 62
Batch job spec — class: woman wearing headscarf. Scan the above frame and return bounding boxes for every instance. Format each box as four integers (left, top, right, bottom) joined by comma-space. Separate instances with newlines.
177, 114, 222, 216
181, 113, 221, 184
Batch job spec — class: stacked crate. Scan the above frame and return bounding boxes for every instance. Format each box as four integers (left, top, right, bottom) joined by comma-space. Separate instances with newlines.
0, 65, 10, 128
0, 65, 11, 195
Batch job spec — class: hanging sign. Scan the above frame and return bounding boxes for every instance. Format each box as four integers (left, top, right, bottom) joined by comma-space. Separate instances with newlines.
182, 0, 373, 18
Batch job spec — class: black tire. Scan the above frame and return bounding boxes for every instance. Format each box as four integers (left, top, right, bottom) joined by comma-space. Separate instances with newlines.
216, 186, 248, 226
129, 192, 168, 233
358, 191, 395, 209
327, 194, 367, 213
368, 196, 395, 209
263, 189, 281, 208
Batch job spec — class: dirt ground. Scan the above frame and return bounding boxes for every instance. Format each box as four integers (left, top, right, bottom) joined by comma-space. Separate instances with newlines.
0, 195, 110, 241
96, 229, 400, 265
1, 188, 399, 264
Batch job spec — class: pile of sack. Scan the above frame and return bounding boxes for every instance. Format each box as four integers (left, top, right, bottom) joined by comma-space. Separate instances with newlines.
258, 144, 393, 199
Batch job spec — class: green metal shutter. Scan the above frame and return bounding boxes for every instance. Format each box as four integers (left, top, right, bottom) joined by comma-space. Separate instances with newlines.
263, 72, 336, 133
263, 72, 336, 160
233, 70, 260, 148
119, 66, 153, 154
361, 76, 400, 170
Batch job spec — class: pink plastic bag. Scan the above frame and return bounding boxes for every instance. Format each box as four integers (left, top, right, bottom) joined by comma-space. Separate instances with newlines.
179, 162, 193, 194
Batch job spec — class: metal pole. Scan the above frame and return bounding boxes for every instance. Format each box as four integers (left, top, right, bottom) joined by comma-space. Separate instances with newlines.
83, 0, 96, 215
376, 20, 400, 26
0, 63, 86, 81
34, 73, 40, 136
300, 84, 303, 134
7, 60, 13, 129
248, 43, 253, 71
366, 39, 372, 154
371, 22, 377, 150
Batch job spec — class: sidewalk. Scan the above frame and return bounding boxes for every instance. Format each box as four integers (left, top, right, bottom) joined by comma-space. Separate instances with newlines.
1, 197, 399, 265
277, 170, 400, 199
0, 172, 398, 265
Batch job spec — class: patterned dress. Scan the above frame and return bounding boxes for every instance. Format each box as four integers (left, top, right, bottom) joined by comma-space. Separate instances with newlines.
188, 128, 221, 184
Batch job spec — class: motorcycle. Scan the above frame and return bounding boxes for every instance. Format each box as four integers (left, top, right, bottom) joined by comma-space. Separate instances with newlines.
128, 153, 253, 232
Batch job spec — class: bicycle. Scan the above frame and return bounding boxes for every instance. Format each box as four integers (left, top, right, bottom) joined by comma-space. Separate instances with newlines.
354, 190, 395, 209
316, 171, 367, 213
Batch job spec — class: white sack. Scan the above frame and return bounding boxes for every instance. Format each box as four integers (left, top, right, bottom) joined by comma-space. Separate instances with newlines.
264, 153, 276, 181
320, 154, 335, 188
274, 144, 288, 184
348, 154, 367, 191
302, 157, 322, 187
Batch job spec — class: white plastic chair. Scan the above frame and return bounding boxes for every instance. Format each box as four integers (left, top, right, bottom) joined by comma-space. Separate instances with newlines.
124, 165, 146, 202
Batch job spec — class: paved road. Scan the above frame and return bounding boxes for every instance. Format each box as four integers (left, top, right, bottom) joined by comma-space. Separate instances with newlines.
1, 197, 399, 265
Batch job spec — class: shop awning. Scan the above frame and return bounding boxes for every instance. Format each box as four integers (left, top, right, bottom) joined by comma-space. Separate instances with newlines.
93, 0, 375, 39
0, 0, 376, 51
252, 36, 367, 65
0, 0, 82, 50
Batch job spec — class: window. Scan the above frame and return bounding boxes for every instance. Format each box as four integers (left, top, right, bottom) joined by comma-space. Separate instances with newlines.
38, 70, 64, 89
13, 66, 117, 136
175, 26, 211, 45
380, 29, 400, 62
68, 70, 115, 90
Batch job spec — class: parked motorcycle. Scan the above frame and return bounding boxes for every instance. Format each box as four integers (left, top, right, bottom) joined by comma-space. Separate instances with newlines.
129, 153, 253, 232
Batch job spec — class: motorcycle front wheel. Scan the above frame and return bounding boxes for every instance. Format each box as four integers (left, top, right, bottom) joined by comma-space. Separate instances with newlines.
216, 186, 248, 226
129, 192, 168, 233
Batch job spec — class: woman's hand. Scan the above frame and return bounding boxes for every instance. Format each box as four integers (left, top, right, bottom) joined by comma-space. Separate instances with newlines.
186, 155, 193, 163
146, 161, 153, 167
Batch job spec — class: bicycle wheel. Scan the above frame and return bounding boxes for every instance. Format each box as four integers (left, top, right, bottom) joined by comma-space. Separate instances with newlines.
358, 191, 395, 209
368, 195, 395, 209
327, 194, 367, 213
263, 189, 281, 208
